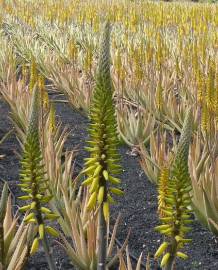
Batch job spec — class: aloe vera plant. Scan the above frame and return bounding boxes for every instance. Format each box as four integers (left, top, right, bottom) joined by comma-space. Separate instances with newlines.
117, 104, 155, 147
191, 157, 218, 236
0, 183, 34, 270
0, 2, 218, 269
189, 134, 218, 235
138, 130, 175, 184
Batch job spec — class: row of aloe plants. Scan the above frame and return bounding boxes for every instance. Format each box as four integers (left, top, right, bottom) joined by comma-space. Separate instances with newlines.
0, 0, 217, 239
0, 21, 215, 270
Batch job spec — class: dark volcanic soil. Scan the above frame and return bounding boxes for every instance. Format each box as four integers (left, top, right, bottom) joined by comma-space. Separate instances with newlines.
0, 98, 218, 270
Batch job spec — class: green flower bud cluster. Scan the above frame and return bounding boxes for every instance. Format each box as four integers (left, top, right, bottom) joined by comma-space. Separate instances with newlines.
18, 87, 59, 255
82, 22, 123, 221
155, 109, 193, 268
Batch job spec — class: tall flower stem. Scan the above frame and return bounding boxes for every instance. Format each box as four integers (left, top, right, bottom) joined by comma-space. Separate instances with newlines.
82, 21, 123, 270
42, 235, 57, 270
97, 204, 107, 270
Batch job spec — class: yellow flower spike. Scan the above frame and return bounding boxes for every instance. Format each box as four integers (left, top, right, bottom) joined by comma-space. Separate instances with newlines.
160, 252, 171, 268
29, 57, 38, 92
38, 74, 45, 92
158, 166, 170, 217
196, 69, 204, 104
201, 103, 210, 132
68, 39, 78, 61
84, 48, 93, 73
206, 67, 215, 110
30, 238, 39, 255
21, 63, 28, 83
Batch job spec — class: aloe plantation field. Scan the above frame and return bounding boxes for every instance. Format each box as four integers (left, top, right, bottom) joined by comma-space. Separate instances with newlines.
0, 1, 218, 270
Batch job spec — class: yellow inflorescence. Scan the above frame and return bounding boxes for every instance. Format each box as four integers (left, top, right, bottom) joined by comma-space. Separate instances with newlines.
158, 166, 170, 218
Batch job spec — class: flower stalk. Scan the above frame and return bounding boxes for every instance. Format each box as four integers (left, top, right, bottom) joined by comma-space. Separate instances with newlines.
18, 87, 58, 270
155, 109, 193, 270
82, 21, 123, 270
